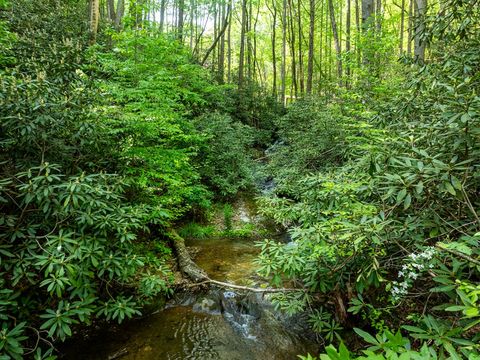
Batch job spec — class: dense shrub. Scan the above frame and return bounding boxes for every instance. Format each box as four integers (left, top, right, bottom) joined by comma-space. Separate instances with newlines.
193, 113, 255, 197
265, 97, 351, 192
258, 0, 480, 357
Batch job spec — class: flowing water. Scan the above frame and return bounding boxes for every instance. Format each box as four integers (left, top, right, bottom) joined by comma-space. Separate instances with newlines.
61, 235, 318, 359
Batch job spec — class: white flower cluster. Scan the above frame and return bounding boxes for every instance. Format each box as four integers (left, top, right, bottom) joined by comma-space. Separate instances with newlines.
391, 247, 436, 302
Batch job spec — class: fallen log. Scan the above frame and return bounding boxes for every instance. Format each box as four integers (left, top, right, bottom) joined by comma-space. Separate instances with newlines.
168, 228, 303, 293
168, 228, 209, 282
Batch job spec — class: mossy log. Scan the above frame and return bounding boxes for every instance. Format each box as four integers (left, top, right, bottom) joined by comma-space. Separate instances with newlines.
168, 228, 209, 282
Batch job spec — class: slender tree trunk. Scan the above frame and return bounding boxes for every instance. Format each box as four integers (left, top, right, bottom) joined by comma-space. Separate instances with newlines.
238, 0, 247, 89
218, 1, 227, 82
355, 0, 360, 67
328, 0, 342, 83
327, 1, 332, 86
361, 0, 374, 66
114, 0, 124, 30
178, 0, 185, 41
90, 0, 100, 43
192, 12, 211, 57
297, 0, 305, 95
318, 0, 324, 93
247, 0, 253, 82
346, 0, 351, 86
306, 0, 315, 94
413, 0, 426, 63
288, 0, 298, 98
159, 0, 166, 32
407, 0, 413, 56
107, 0, 116, 23
201, 4, 231, 67
399, 0, 405, 54
267, 0, 278, 98
190, 0, 195, 49
361, 0, 374, 28
281, 0, 287, 105
227, 2, 232, 82
212, 2, 218, 72
253, 3, 260, 84
99, 0, 105, 21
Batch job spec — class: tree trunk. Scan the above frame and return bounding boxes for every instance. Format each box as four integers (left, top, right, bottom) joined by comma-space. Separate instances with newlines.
413, 0, 426, 63
328, 0, 342, 84
355, 0, 360, 67
267, 0, 278, 98
346, 0, 351, 85
306, 0, 315, 94
253, 3, 260, 84
90, 0, 100, 43
247, 0, 253, 82
177, 0, 185, 41
218, 1, 227, 83
399, 0, 405, 54
318, 0, 324, 94
190, 0, 195, 49
227, 2, 232, 82
107, 0, 116, 23
192, 12, 211, 57
238, 0, 247, 89
201, 4, 231, 67
361, 0, 374, 28
288, 0, 297, 98
159, 0, 166, 32
361, 0, 374, 65
407, 0, 413, 56
281, 0, 287, 105
114, 0, 124, 30
297, 0, 304, 95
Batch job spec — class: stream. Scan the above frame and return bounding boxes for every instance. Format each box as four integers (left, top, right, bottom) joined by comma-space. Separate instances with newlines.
61, 235, 318, 359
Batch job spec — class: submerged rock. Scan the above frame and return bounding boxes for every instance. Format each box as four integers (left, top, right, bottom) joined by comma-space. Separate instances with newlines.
193, 296, 222, 314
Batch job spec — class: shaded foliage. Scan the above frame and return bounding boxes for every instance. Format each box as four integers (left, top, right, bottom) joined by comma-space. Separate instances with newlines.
258, 0, 480, 358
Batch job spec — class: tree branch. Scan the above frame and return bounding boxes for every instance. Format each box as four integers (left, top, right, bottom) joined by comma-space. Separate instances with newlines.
187, 278, 303, 293
436, 243, 480, 266
201, 5, 232, 65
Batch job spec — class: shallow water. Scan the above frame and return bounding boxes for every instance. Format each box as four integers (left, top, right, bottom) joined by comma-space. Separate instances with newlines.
185, 236, 260, 284
61, 236, 317, 360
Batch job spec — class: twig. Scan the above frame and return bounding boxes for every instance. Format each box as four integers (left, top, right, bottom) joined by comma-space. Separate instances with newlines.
435, 243, 480, 266
108, 348, 128, 360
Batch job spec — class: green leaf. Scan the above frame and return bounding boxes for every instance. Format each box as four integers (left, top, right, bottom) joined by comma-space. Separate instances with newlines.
443, 342, 461, 360
444, 305, 466, 312
403, 194, 412, 210
396, 189, 407, 204
402, 325, 425, 334
415, 181, 424, 194
444, 182, 456, 195
451, 176, 462, 190
354, 328, 379, 345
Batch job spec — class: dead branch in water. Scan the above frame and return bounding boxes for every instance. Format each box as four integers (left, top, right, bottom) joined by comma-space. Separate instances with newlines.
186, 279, 303, 293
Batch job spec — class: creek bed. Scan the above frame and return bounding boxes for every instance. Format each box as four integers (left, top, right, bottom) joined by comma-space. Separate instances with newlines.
61, 236, 318, 359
